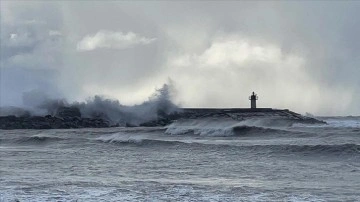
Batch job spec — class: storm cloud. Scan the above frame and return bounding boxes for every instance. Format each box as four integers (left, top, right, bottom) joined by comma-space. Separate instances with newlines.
1, 1, 359, 115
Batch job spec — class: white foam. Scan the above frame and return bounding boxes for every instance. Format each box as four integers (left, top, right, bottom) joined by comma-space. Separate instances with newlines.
165, 118, 239, 136
325, 119, 360, 128
164, 117, 284, 136
95, 133, 148, 144
295, 118, 360, 128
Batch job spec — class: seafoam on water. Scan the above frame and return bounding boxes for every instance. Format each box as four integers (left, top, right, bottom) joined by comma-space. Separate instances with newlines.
1, 117, 359, 201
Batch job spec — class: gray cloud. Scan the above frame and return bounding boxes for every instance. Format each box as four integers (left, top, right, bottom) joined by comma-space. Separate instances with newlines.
0, 2, 63, 107
1, 1, 359, 115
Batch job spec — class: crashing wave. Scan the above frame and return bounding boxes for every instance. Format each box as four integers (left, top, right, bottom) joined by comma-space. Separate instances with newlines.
164, 118, 292, 136
2, 83, 178, 127
94, 133, 360, 155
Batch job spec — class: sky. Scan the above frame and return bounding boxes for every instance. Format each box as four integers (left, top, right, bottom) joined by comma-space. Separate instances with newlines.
1, 1, 359, 116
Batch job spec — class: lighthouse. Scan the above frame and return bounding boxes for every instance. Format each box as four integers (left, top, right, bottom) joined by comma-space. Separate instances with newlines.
249, 92, 258, 109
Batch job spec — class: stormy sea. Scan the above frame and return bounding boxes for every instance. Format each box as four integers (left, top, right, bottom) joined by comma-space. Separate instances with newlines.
1, 116, 359, 202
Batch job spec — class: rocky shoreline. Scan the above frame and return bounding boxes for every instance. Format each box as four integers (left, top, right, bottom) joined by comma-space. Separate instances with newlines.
0, 107, 325, 130
0, 115, 110, 130
0, 106, 110, 129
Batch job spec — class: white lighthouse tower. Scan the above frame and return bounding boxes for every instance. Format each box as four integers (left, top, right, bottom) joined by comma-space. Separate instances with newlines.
249, 92, 258, 109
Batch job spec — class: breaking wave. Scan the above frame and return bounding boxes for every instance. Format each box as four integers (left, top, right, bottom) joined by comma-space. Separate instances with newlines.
2, 130, 358, 156
164, 118, 294, 136
94, 133, 359, 155
1, 82, 178, 126
232, 125, 287, 135
94, 133, 177, 146
321, 117, 360, 128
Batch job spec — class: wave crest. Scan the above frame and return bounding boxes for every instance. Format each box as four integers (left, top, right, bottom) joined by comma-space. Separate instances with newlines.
165, 118, 289, 136
94, 133, 176, 146
94, 133, 359, 155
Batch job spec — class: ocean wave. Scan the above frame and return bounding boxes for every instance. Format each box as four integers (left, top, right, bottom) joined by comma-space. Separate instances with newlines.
165, 118, 292, 136
94, 133, 177, 146
12, 135, 65, 144
94, 133, 360, 155
324, 119, 360, 128
248, 143, 360, 155
232, 125, 287, 135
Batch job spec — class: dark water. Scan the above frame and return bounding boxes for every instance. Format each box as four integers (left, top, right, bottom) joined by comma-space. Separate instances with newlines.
1, 117, 359, 201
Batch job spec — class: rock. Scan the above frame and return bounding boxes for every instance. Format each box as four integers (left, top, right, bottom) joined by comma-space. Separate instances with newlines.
56, 106, 81, 118
0, 113, 110, 130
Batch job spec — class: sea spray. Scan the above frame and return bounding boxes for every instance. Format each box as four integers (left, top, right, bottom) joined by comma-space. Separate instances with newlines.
0, 83, 179, 126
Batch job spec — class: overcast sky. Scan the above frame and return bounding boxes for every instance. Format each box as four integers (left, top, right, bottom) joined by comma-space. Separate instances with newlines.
1, 1, 359, 115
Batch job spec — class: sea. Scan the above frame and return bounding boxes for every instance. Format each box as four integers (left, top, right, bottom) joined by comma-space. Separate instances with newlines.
1, 117, 359, 201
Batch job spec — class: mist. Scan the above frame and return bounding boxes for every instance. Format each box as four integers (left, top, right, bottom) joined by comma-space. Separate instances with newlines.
1, 1, 359, 116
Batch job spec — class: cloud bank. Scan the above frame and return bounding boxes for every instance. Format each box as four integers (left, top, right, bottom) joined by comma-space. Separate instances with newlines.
164, 35, 353, 115
1, 1, 359, 116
